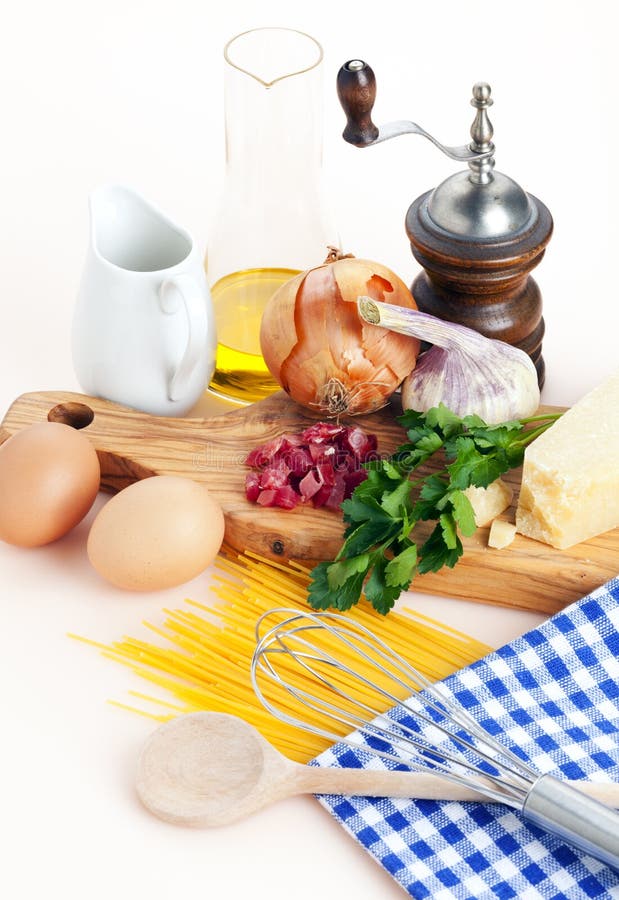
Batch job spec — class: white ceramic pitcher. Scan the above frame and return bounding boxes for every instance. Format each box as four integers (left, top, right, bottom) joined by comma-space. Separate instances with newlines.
73, 185, 216, 416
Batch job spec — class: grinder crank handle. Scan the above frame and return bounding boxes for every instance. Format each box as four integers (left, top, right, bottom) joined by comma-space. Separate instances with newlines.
336, 59, 494, 163
336, 59, 379, 146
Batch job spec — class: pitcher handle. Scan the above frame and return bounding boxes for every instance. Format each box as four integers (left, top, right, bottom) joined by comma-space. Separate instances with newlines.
159, 274, 208, 402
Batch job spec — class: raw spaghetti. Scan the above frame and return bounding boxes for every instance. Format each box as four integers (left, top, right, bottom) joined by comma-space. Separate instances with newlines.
72, 551, 491, 762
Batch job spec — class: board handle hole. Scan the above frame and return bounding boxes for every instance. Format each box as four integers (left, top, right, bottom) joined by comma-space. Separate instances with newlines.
47, 402, 95, 430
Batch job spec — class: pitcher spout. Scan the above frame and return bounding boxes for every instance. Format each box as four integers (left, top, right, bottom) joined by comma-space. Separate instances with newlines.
89, 184, 192, 274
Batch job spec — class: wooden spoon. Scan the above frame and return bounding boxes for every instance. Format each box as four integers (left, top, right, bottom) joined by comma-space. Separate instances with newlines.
136, 712, 619, 827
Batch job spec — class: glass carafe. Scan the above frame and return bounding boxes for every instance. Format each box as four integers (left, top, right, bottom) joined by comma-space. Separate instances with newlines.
206, 27, 337, 405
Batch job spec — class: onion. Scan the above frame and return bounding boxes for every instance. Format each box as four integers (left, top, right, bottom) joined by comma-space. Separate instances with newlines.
259, 250, 420, 416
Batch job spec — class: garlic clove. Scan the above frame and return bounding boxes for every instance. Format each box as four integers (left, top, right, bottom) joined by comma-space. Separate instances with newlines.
357, 296, 540, 424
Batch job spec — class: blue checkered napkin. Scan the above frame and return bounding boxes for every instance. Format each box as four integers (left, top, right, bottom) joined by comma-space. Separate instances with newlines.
314, 578, 619, 900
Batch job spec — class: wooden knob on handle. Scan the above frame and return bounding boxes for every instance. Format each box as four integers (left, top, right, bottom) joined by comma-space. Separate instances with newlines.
336, 60, 379, 146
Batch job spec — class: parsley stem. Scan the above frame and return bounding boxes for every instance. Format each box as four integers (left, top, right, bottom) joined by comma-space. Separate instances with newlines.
516, 419, 560, 447
408, 474, 442, 489
517, 412, 563, 426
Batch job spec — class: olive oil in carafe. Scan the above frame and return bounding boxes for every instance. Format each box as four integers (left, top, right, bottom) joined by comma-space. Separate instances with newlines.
208, 267, 300, 404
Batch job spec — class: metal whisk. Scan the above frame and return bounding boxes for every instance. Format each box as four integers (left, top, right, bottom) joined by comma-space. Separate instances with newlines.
251, 608, 619, 871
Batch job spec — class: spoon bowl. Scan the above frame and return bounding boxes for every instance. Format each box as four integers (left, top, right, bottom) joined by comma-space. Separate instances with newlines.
137, 712, 289, 827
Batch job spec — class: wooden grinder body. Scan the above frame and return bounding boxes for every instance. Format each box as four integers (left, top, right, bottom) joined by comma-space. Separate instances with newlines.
406, 191, 553, 387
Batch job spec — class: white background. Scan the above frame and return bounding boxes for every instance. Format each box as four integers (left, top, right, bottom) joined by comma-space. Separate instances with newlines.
1, 2, 617, 898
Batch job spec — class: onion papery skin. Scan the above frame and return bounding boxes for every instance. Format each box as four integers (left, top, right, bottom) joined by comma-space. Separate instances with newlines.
260, 258, 420, 416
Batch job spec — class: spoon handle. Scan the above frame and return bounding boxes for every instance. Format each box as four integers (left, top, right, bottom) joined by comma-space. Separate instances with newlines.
291, 764, 619, 807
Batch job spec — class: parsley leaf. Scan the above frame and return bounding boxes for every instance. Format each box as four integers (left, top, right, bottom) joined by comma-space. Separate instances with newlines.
439, 512, 458, 550
364, 555, 402, 615
340, 493, 384, 524
327, 554, 370, 590
424, 403, 465, 436
450, 489, 477, 537
380, 478, 415, 518
418, 522, 463, 573
308, 559, 368, 611
341, 518, 401, 558
385, 543, 418, 587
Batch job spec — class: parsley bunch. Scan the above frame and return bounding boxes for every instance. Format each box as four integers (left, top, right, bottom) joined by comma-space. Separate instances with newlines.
308, 404, 561, 615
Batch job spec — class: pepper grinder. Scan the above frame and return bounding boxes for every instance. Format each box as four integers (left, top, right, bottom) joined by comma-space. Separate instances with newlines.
336, 61, 553, 387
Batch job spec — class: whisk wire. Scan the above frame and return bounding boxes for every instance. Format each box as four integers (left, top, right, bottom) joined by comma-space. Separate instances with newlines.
252, 609, 538, 805
268, 623, 532, 796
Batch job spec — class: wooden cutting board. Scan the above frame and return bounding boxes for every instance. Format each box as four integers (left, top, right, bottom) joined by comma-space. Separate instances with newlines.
1, 390, 617, 614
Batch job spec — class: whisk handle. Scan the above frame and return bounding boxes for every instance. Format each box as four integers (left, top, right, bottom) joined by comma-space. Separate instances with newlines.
523, 775, 619, 871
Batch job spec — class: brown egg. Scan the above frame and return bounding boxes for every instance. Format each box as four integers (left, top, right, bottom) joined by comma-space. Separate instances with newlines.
0, 422, 101, 547
87, 475, 225, 591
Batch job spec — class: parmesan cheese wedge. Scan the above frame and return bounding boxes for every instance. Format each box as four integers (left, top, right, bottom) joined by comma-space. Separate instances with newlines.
464, 480, 513, 528
516, 369, 619, 549
488, 519, 517, 549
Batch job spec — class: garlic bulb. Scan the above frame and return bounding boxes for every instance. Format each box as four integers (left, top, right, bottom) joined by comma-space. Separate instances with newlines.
357, 297, 540, 424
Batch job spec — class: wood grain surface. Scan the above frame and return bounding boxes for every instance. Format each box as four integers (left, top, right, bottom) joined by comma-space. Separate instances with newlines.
1, 389, 617, 614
